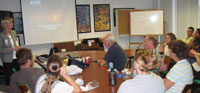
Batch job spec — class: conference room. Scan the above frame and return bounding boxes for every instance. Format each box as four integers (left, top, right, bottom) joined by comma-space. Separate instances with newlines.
0, 0, 199, 93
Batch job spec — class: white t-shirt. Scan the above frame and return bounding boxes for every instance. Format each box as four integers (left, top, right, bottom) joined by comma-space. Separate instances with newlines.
35, 74, 74, 93
164, 45, 170, 57
8, 35, 19, 59
118, 74, 165, 93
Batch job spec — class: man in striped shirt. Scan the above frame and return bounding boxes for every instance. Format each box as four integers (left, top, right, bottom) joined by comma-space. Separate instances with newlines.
164, 40, 193, 93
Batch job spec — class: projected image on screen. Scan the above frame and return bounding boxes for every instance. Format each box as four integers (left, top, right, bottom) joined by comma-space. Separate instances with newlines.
21, 0, 77, 45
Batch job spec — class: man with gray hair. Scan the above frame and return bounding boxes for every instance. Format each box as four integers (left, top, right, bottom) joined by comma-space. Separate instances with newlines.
98, 34, 126, 71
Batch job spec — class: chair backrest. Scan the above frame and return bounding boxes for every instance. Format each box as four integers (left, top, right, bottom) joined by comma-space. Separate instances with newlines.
54, 42, 77, 52
182, 84, 192, 93
19, 85, 31, 93
49, 47, 58, 57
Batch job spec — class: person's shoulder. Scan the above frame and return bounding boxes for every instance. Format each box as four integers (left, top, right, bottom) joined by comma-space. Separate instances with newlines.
0, 31, 5, 37
52, 80, 73, 93
11, 71, 20, 79
111, 43, 123, 51
118, 79, 138, 92
121, 79, 137, 87
37, 74, 47, 83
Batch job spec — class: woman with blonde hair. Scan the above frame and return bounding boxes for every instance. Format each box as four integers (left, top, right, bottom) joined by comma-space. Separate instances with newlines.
118, 49, 165, 93
35, 54, 81, 93
0, 17, 20, 86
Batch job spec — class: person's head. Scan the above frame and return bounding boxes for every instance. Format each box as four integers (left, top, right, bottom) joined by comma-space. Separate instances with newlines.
16, 48, 33, 68
41, 54, 63, 93
165, 33, 177, 45
187, 27, 194, 37
1, 17, 13, 31
47, 54, 63, 76
143, 36, 158, 50
102, 33, 115, 49
168, 40, 188, 61
134, 49, 159, 74
194, 28, 200, 37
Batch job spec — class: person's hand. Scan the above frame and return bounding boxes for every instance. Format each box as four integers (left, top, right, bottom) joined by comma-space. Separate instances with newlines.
97, 60, 106, 66
60, 67, 68, 77
190, 49, 197, 55
12, 46, 20, 51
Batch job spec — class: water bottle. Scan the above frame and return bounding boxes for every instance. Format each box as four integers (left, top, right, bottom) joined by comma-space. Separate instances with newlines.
109, 62, 117, 86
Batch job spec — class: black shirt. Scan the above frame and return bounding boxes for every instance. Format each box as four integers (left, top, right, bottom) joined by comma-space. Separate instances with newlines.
103, 42, 126, 71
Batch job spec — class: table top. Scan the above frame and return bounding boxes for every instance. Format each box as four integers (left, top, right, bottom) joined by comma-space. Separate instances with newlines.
79, 62, 124, 93
56, 51, 106, 61
56, 50, 136, 92
56, 49, 136, 60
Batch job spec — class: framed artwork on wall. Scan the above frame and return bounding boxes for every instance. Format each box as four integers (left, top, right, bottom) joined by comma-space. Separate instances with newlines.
93, 4, 110, 32
12, 12, 23, 34
76, 5, 91, 33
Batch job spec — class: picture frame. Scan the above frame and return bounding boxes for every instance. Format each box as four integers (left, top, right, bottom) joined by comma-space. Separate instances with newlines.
93, 4, 110, 32
12, 12, 23, 34
76, 5, 91, 33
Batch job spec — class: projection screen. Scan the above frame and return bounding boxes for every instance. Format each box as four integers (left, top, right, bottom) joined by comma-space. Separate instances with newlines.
21, 0, 78, 45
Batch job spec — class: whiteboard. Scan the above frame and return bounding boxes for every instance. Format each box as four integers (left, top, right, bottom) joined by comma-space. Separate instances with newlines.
21, 0, 77, 45
130, 10, 164, 35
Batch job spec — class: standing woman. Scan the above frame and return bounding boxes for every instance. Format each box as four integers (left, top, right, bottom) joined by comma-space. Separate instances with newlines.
0, 17, 20, 86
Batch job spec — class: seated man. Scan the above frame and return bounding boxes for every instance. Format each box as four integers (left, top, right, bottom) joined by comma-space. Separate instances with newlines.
188, 28, 200, 48
98, 34, 126, 71
190, 49, 200, 80
182, 27, 194, 44
164, 40, 193, 93
9, 48, 45, 93
143, 36, 162, 74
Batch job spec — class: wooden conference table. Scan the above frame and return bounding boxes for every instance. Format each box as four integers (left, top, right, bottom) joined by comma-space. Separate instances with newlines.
56, 49, 136, 93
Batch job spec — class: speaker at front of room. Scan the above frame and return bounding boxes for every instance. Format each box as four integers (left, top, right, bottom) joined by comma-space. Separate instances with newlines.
0, 10, 13, 32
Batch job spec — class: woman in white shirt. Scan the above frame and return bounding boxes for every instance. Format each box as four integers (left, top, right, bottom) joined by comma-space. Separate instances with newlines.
35, 54, 81, 93
118, 49, 165, 93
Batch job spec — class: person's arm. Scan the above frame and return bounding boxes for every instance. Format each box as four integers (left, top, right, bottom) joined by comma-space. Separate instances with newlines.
97, 59, 106, 66
191, 49, 200, 65
60, 67, 81, 93
163, 78, 175, 90
0, 37, 13, 54
161, 53, 166, 64
188, 36, 195, 48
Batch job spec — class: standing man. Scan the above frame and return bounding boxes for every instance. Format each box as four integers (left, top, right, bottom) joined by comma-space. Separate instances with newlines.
97, 34, 126, 71
182, 27, 194, 44
9, 48, 44, 93
0, 17, 20, 86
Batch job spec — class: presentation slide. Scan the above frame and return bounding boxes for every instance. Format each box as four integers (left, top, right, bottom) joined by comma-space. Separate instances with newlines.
21, 0, 78, 45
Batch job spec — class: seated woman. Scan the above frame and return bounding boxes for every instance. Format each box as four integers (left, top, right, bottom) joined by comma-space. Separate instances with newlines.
118, 49, 165, 93
35, 55, 81, 93
160, 33, 176, 72
164, 40, 193, 93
